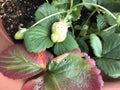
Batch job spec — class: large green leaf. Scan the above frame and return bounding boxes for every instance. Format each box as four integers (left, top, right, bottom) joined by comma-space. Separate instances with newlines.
90, 34, 102, 57
0, 44, 50, 79
102, 34, 120, 59
53, 33, 79, 55
97, 58, 120, 78
24, 3, 65, 52
24, 25, 54, 52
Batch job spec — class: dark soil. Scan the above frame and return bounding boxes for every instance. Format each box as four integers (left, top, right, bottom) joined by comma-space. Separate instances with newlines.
0, 0, 51, 42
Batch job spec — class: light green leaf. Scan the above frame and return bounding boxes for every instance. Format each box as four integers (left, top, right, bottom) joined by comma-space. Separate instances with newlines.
97, 58, 120, 78
103, 34, 120, 59
53, 33, 79, 55
97, 14, 107, 30
90, 34, 102, 57
24, 25, 54, 52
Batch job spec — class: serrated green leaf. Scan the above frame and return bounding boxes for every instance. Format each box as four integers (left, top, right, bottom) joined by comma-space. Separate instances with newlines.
53, 33, 79, 55
103, 34, 120, 59
90, 34, 102, 57
97, 58, 120, 78
97, 14, 107, 30
24, 25, 54, 52
24, 3, 64, 52
0, 45, 44, 79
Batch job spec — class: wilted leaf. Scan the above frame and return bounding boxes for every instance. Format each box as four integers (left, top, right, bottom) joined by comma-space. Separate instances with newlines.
0, 44, 53, 79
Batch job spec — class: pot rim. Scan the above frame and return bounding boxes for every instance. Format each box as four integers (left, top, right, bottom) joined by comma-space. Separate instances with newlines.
0, 19, 14, 45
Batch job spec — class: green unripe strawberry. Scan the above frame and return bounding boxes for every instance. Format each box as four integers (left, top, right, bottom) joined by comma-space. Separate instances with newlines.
51, 20, 68, 43
14, 28, 28, 40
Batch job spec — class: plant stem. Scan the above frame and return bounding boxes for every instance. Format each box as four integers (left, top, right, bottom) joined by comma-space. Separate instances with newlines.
103, 24, 117, 32
28, 11, 67, 30
85, 9, 98, 25
70, 0, 73, 8
83, 24, 117, 40
73, 3, 116, 20
46, 0, 49, 3
77, 9, 98, 38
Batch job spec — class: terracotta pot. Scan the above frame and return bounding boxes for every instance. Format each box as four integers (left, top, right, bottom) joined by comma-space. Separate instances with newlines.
0, 19, 24, 90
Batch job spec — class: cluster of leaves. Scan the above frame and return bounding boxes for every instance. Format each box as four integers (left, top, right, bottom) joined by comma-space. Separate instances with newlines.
1, 0, 120, 89
22, 0, 120, 78
0, 45, 103, 90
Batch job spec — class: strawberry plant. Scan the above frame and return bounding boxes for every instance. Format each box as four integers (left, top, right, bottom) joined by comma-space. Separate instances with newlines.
1, 0, 120, 90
